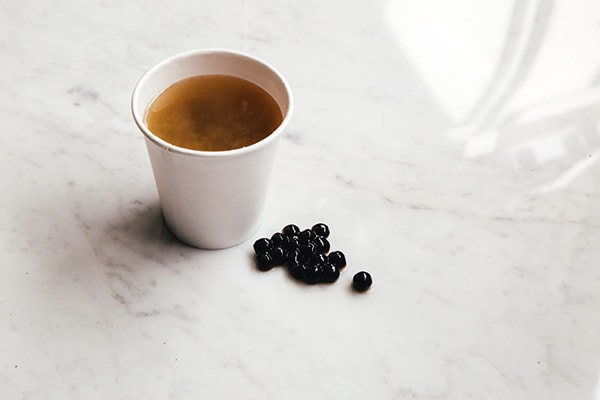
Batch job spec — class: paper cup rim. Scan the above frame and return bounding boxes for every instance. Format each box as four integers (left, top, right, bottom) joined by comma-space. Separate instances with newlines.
131, 48, 294, 158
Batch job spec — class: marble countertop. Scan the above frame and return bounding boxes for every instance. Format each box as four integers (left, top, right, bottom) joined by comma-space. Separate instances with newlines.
2, 0, 600, 398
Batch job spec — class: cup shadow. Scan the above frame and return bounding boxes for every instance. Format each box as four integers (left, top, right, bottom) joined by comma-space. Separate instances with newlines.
101, 198, 200, 270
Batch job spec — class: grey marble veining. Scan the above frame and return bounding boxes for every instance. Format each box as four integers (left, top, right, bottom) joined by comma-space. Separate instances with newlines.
1, 0, 599, 399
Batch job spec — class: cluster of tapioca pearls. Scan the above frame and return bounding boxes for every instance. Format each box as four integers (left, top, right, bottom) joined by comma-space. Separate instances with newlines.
253, 223, 372, 292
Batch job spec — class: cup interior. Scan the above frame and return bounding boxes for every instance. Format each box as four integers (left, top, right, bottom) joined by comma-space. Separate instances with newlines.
131, 49, 293, 155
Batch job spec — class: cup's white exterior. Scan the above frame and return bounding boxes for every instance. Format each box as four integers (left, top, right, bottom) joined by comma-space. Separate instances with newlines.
131, 49, 293, 249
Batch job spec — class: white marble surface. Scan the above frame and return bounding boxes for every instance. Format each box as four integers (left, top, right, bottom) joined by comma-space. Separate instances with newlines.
1, 0, 600, 398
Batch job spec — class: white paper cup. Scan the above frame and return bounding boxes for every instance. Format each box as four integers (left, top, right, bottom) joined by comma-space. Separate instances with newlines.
131, 49, 293, 249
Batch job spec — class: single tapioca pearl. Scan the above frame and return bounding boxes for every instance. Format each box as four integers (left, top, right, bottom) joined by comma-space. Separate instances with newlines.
313, 236, 330, 254
253, 238, 271, 253
282, 224, 300, 237
320, 264, 340, 283
269, 246, 286, 266
297, 229, 314, 245
328, 251, 346, 269
309, 253, 328, 267
302, 264, 321, 284
352, 271, 372, 292
311, 223, 330, 238
270, 232, 289, 249
298, 242, 317, 259
255, 252, 274, 271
